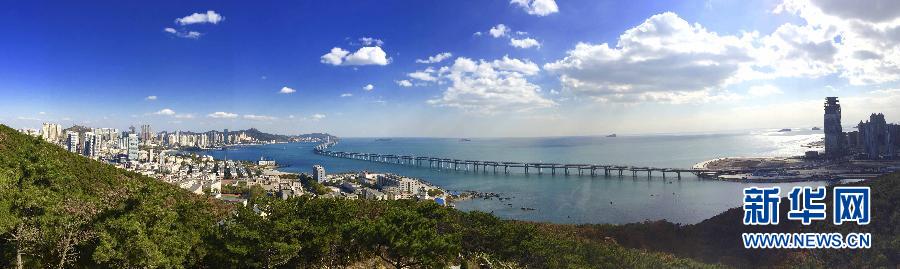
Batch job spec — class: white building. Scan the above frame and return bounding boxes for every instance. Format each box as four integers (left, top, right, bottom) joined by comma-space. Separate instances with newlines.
126, 133, 140, 161
313, 165, 326, 183
42, 123, 63, 143
65, 131, 79, 153
82, 132, 99, 158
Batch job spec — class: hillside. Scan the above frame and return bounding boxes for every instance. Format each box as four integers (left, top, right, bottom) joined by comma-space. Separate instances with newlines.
540, 174, 900, 268
0, 125, 714, 268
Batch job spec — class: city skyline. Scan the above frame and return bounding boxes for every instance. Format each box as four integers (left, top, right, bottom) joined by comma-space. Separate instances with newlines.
2, 0, 900, 137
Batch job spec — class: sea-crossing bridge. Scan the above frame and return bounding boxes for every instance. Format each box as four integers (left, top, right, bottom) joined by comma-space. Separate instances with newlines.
313, 143, 731, 179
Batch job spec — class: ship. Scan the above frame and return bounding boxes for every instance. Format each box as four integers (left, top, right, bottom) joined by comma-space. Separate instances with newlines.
459, 138, 472, 142
778, 128, 792, 132
606, 133, 617, 137
811, 127, 821, 130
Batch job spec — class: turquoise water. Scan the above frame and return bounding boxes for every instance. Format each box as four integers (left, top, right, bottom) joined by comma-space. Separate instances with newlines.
197, 129, 829, 224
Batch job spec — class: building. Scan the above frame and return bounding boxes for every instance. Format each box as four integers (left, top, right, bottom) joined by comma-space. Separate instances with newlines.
82, 132, 99, 158
41, 122, 63, 143
65, 131, 79, 153
127, 133, 140, 161
223, 129, 229, 145
140, 124, 152, 144
857, 113, 899, 159
313, 165, 326, 183
823, 97, 844, 158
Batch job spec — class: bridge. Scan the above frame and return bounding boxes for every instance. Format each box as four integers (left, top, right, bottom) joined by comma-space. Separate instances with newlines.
312, 143, 741, 180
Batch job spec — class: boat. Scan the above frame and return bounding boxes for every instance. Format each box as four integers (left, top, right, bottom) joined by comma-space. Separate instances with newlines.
778, 128, 792, 132
459, 138, 471, 142
606, 133, 617, 137
811, 127, 821, 130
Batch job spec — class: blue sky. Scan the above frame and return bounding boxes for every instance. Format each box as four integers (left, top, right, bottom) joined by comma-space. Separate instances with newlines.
2, 0, 899, 137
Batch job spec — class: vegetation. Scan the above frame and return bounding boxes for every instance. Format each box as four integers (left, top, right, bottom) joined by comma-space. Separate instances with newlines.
0, 125, 715, 268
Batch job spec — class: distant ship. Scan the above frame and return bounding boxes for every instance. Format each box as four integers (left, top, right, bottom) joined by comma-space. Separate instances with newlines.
375, 138, 392, 141
606, 134, 617, 137
811, 127, 821, 130
778, 128, 792, 132
459, 138, 472, 142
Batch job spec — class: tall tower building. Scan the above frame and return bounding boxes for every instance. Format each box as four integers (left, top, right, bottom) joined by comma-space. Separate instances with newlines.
824, 97, 844, 158
127, 133, 140, 161
140, 124, 152, 144
65, 131, 79, 153
313, 165, 326, 183
82, 132, 98, 158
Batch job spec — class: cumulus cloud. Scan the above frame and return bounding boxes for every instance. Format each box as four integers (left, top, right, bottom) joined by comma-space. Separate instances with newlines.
145, 95, 157, 101
426, 57, 555, 113
279, 86, 296, 94
243, 114, 277, 121
363, 84, 375, 91
320, 46, 390, 66
509, 37, 541, 49
416, 52, 453, 64
489, 24, 510, 38
748, 85, 784, 97
774, 0, 900, 85
340, 93, 353, 97
395, 80, 413, 87
164, 27, 202, 39
491, 55, 540, 75
154, 108, 176, 116
510, 0, 559, 16
544, 12, 756, 104
408, 68, 440, 82
309, 113, 326, 121
208, 111, 238, 119
175, 10, 224, 25
359, 37, 384, 46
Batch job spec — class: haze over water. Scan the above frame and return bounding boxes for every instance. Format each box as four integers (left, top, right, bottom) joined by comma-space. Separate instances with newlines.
199, 129, 828, 224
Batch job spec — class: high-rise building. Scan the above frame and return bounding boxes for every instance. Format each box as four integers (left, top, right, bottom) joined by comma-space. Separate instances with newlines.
127, 133, 140, 161
65, 131, 79, 153
223, 129, 229, 145
82, 132, 98, 158
823, 97, 844, 158
140, 124, 152, 144
857, 113, 899, 159
313, 165, 326, 183
41, 122, 63, 143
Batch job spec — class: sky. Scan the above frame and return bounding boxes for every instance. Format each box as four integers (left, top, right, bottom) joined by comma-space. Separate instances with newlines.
1, 0, 899, 137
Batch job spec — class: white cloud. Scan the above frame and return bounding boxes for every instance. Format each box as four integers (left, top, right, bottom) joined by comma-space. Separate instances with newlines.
773, 0, 900, 85
427, 57, 556, 114
509, 37, 541, 49
395, 80, 413, 87
491, 55, 540, 75
145, 95, 157, 101
154, 108, 176, 116
243, 114, 277, 121
363, 84, 375, 91
320, 46, 390, 66
340, 93, 353, 97
174, 113, 195, 119
208, 111, 238, 119
310, 113, 326, 120
279, 86, 296, 94
748, 85, 784, 97
544, 12, 755, 104
163, 28, 202, 39
408, 69, 439, 82
416, 52, 453, 64
510, 0, 559, 16
489, 24, 510, 38
175, 10, 224, 25
359, 37, 384, 46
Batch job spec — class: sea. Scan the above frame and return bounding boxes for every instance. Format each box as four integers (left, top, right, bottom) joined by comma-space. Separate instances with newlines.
192, 128, 839, 225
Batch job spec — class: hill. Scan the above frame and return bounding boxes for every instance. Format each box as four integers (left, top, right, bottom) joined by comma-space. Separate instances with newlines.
0, 125, 713, 268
